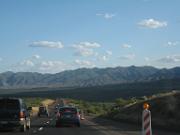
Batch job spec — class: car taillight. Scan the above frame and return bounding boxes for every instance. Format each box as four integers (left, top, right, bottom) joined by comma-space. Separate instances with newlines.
19, 111, 25, 120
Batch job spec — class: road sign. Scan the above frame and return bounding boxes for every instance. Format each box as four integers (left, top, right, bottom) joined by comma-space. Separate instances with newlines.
142, 103, 152, 135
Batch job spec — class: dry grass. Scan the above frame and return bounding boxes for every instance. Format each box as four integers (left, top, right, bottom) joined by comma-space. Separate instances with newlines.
41, 99, 55, 106
30, 99, 55, 116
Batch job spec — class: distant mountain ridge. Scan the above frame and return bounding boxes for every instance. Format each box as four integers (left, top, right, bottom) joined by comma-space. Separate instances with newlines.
0, 66, 180, 88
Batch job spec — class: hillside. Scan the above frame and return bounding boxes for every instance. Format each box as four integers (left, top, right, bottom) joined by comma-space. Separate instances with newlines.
107, 91, 180, 131
0, 66, 180, 88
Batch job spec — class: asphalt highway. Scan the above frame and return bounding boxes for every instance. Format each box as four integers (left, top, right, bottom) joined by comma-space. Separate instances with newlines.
0, 100, 179, 135
0, 114, 141, 135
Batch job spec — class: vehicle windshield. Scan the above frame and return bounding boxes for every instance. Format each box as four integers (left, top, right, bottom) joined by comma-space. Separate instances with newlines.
39, 107, 46, 111
60, 108, 77, 114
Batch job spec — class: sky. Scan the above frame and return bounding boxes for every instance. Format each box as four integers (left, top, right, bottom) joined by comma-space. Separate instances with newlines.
0, 0, 180, 73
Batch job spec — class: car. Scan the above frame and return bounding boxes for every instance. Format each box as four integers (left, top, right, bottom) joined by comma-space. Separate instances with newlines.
0, 98, 32, 132
54, 104, 60, 114
56, 106, 80, 127
38, 105, 49, 117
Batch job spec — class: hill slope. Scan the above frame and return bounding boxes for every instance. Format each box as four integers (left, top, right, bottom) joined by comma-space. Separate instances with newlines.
107, 91, 180, 131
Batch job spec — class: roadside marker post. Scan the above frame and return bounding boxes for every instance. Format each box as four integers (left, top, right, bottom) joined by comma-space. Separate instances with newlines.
142, 103, 152, 135
80, 110, 85, 120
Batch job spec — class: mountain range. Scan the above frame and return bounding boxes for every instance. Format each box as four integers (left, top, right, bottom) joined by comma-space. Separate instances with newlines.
0, 66, 180, 89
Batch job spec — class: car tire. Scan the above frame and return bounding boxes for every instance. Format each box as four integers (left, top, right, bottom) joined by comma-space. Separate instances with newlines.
77, 123, 80, 127
20, 123, 27, 132
55, 121, 61, 127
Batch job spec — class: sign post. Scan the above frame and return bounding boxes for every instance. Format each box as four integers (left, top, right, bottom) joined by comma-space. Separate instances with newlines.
142, 103, 152, 135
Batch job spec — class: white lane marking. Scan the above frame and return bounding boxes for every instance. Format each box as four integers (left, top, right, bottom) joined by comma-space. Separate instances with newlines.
44, 121, 50, 125
38, 127, 44, 131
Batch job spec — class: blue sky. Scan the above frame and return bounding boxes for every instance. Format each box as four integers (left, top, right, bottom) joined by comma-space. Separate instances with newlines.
0, 0, 180, 73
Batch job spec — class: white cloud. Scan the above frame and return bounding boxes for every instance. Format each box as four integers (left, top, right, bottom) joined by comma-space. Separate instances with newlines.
122, 44, 132, 48
20, 60, 35, 67
0, 57, 2, 62
138, 18, 167, 29
98, 50, 112, 62
16, 59, 69, 73
119, 54, 136, 60
8, 54, 95, 73
30, 41, 64, 49
72, 42, 101, 49
72, 42, 101, 57
94, 52, 99, 57
157, 55, 180, 63
74, 59, 95, 68
96, 13, 116, 19
12, 53, 96, 73
106, 50, 112, 56
144, 57, 151, 66
18, 55, 41, 68
98, 55, 108, 62
165, 41, 179, 47
73, 48, 94, 57
102, 56, 108, 61
104, 13, 116, 19
32, 54, 40, 59
144, 57, 150, 62
39, 61, 68, 72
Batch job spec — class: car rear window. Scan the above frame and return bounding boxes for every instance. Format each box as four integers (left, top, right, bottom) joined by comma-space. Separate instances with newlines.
60, 107, 77, 114
39, 106, 46, 111
0, 99, 20, 109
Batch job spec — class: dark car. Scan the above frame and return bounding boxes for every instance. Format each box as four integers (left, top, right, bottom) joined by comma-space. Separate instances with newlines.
56, 106, 80, 127
0, 98, 31, 132
38, 106, 49, 117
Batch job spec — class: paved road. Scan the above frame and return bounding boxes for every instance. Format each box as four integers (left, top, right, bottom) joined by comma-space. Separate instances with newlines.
0, 115, 140, 135
0, 100, 179, 135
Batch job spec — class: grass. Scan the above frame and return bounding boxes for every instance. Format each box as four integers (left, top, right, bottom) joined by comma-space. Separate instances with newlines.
69, 99, 113, 116
23, 97, 54, 107
68, 97, 141, 116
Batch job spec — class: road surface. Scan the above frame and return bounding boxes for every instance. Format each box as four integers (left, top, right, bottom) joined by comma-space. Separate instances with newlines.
0, 100, 179, 135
